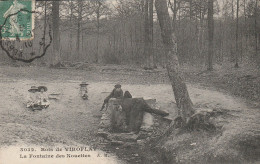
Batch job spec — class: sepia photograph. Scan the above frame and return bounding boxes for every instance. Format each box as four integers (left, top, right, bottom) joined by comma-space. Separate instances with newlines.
0, 0, 259, 163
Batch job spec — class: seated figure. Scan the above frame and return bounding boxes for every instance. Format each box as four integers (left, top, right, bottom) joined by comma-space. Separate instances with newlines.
38, 86, 50, 108
26, 86, 40, 109
26, 86, 50, 110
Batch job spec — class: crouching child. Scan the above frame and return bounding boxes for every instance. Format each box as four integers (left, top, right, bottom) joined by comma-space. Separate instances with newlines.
26, 86, 41, 110
38, 86, 50, 108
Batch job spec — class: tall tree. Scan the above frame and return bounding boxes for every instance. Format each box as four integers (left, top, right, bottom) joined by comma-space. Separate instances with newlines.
235, 0, 239, 68
52, 0, 60, 65
149, 0, 155, 68
243, 0, 248, 58
168, 0, 178, 31
254, 0, 258, 59
77, 0, 83, 57
207, 0, 214, 70
144, 0, 149, 67
232, 0, 235, 19
155, 0, 195, 122
95, 0, 102, 63
231, 0, 235, 61
69, 0, 74, 58
144, 0, 154, 69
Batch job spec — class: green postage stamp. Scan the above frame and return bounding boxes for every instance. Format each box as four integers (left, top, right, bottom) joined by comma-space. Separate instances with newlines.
0, 0, 35, 40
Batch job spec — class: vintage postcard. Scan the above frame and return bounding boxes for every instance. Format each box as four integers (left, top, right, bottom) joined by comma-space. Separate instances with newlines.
0, 0, 259, 164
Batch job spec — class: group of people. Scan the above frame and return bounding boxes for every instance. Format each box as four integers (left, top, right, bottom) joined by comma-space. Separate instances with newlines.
26, 83, 128, 111
27, 86, 50, 110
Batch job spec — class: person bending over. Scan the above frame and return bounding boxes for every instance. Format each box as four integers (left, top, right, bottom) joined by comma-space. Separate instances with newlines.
100, 84, 123, 111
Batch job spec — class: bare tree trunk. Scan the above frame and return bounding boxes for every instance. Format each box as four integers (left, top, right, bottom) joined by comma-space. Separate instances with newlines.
207, 0, 214, 71
189, 0, 193, 20
220, 20, 224, 62
173, 0, 177, 30
198, 2, 205, 63
123, 21, 127, 61
168, 0, 177, 31
69, 1, 73, 60
255, 0, 258, 60
232, 0, 234, 20
149, 0, 155, 68
130, 24, 134, 63
77, 0, 82, 59
52, 0, 60, 65
95, 1, 101, 63
144, 0, 155, 69
155, 0, 195, 122
118, 23, 122, 63
244, 0, 247, 60
231, 0, 235, 61
235, 0, 239, 68
82, 34, 84, 60
144, 0, 150, 68
113, 27, 116, 55
43, 1, 47, 48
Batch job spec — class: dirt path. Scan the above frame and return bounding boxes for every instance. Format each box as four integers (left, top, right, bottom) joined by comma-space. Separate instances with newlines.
0, 66, 259, 163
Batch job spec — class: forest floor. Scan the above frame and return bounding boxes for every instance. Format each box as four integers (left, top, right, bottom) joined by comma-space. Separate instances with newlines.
0, 63, 259, 164
183, 62, 260, 107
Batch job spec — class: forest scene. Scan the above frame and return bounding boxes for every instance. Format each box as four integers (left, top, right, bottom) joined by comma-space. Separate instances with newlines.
0, 0, 259, 164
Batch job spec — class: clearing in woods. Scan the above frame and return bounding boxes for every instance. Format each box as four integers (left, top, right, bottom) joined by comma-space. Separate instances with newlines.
0, 65, 259, 163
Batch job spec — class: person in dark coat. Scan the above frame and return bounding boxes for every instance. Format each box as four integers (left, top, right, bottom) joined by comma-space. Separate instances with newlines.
100, 84, 123, 111
123, 91, 132, 98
